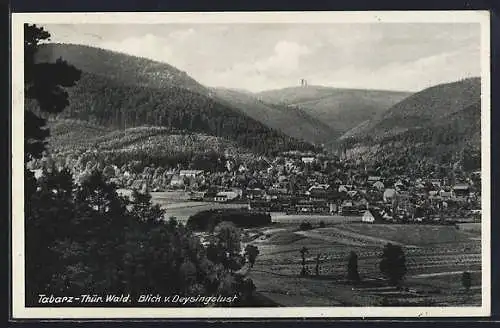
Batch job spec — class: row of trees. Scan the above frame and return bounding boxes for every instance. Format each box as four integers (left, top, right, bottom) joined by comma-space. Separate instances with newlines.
298, 244, 474, 293
298, 244, 407, 287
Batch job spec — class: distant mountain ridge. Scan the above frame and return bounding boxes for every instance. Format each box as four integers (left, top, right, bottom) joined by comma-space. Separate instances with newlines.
212, 87, 339, 145
256, 85, 411, 136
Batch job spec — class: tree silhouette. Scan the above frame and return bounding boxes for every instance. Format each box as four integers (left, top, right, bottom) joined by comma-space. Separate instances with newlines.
379, 243, 407, 287
24, 24, 81, 161
244, 244, 260, 268
462, 271, 472, 292
347, 251, 360, 284
315, 253, 321, 276
300, 246, 309, 276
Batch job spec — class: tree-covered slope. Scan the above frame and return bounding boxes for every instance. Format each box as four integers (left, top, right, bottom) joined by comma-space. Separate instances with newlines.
343, 77, 481, 139
31, 44, 318, 156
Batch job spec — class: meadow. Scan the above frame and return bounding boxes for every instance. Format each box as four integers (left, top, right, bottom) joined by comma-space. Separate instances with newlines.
246, 222, 482, 306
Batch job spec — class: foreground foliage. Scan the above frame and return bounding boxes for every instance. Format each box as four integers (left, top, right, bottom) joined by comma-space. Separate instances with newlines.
25, 169, 256, 306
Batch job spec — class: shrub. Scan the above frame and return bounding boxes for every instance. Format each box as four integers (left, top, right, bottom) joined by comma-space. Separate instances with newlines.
299, 221, 313, 231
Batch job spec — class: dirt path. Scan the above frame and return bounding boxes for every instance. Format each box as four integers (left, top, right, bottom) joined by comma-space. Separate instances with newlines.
410, 270, 481, 278
294, 230, 367, 246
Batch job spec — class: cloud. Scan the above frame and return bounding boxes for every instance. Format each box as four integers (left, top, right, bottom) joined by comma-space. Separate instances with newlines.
84, 33, 198, 72
207, 40, 311, 89
169, 28, 196, 41
372, 45, 480, 90
196, 40, 312, 91
87, 29, 199, 71
44, 23, 481, 92
255, 40, 311, 74
311, 44, 480, 91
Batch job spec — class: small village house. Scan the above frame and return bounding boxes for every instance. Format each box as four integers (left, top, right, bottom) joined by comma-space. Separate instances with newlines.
215, 190, 240, 202
301, 157, 315, 164
453, 183, 470, 198
169, 175, 185, 188
362, 209, 377, 223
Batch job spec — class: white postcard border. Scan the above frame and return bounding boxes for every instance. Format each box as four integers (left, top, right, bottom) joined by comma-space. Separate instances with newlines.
11, 10, 492, 319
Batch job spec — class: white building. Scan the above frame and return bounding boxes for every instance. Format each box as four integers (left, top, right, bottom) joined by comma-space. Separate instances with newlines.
179, 170, 204, 178
215, 191, 239, 202
362, 210, 376, 223
301, 157, 315, 164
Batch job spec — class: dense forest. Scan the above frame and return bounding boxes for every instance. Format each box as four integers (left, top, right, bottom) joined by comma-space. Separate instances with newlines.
25, 169, 257, 306
256, 85, 410, 136
344, 77, 481, 139
44, 120, 258, 170
30, 45, 320, 157
35, 43, 208, 94
336, 77, 482, 171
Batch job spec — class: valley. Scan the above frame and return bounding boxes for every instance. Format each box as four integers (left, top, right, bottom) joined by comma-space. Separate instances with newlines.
25, 38, 484, 309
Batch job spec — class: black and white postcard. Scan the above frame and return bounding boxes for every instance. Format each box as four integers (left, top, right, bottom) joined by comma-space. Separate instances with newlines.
11, 11, 491, 319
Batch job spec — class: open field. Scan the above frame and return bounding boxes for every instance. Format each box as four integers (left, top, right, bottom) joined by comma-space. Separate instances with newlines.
120, 190, 482, 306
333, 223, 480, 246
126, 190, 365, 224
270, 214, 363, 224
246, 223, 482, 306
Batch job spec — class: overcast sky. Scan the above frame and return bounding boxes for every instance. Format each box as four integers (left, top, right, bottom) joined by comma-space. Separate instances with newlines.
42, 23, 481, 92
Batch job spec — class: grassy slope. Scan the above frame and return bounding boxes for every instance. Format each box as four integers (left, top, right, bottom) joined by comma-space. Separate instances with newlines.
257, 86, 410, 135
247, 223, 481, 306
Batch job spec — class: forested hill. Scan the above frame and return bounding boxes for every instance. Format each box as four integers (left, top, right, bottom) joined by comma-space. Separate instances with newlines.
342, 77, 481, 139
35, 43, 208, 95
31, 43, 317, 156
337, 78, 482, 169
353, 102, 481, 174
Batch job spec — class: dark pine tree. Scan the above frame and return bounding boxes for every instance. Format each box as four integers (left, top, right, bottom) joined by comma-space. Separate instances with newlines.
379, 243, 407, 287
300, 246, 309, 276
347, 251, 361, 284
24, 24, 81, 161
462, 271, 472, 292
244, 244, 260, 268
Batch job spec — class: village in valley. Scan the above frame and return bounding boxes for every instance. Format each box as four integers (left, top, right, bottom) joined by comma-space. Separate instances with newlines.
33, 147, 482, 226
28, 144, 483, 306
